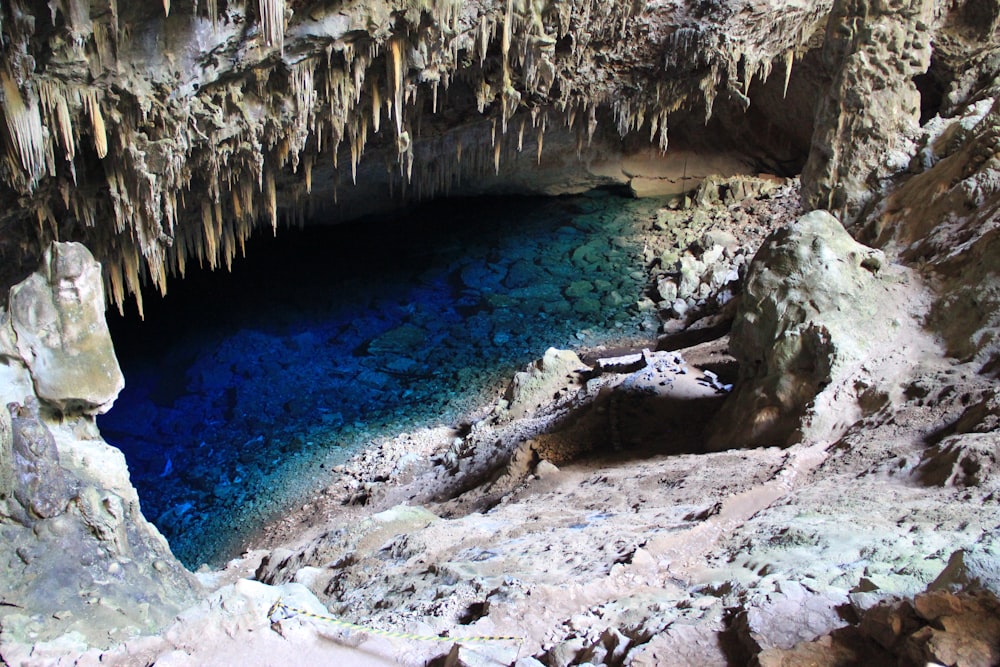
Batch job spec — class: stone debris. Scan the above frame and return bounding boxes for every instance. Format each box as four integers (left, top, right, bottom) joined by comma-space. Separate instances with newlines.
758, 590, 1000, 667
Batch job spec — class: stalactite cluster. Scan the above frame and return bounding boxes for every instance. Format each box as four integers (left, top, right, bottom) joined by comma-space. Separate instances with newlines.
0, 0, 826, 315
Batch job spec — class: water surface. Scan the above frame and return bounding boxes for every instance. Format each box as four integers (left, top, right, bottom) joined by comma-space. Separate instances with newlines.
100, 190, 663, 567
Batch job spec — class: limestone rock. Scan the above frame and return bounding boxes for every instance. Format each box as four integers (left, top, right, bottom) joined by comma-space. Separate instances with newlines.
930, 548, 1000, 597
707, 210, 909, 448
0, 400, 11, 504
735, 582, 849, 652
801, 0, 932, 221
8, 242, 124, 415
918, 433, 1000, 491
760, 591, 1000, 667
503, 348, 588, 420
8, 400, 70, 522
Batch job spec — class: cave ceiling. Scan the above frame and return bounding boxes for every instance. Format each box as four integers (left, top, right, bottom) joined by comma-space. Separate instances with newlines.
0, 0, 991, 314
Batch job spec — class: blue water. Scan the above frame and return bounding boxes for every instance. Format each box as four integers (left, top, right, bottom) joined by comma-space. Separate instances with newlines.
99, 190, 662, 567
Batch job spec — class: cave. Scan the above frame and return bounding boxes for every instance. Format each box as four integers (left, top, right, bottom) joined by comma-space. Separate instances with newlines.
2, 1, 1000, 665
98, 190, 668, 567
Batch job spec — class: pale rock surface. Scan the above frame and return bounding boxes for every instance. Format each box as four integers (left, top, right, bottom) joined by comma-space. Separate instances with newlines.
8, 242, 124, 414
707, 209, 932, 448
502, 347, 588, 420
802, 0, 934, 221
0, 244, 199, 656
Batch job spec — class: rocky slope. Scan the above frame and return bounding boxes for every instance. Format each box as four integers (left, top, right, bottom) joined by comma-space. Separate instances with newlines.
1, 0, 1000, 665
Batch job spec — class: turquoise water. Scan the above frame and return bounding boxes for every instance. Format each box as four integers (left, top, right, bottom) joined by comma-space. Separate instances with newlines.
99, 190, 663, 567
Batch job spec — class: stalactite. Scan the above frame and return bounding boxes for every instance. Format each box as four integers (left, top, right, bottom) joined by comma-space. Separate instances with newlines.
108, 261, 125, 315
389, 38, 405, 140
37, 80, 75, 162
258, 0, 285, 51
82, 89, 108, 159
201, 202, 217, 264
163, 0, 170, 17
123, 247, 144, 319
537, 116, 545, 164
478, 15, 490, 65
265, 170, 277, 233
784, 50, 794, 98
207, 0, 218, 28
500, 0, 514, 135
1, 71, 48, 187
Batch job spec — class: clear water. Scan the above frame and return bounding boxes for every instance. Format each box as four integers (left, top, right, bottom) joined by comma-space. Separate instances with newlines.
99, 190, 663, 568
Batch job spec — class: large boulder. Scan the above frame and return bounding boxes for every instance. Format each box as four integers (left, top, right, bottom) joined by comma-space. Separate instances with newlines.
707, 210, 923, 449
8, 242, 124, 414
503, 348, 588, 420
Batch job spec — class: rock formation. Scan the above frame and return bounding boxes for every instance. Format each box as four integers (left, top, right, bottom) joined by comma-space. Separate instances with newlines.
0, 241, 199, 652
0, 0, 999, 664
7, 242, 124, 414
0, 0, 831, 315
705, 209, 931, 449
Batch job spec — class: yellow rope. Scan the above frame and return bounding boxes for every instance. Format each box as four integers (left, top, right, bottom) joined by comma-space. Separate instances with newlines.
268, 599, 522, 644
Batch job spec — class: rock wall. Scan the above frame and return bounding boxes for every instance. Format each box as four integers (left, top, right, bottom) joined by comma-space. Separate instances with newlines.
800, 0, 933, 221
0, 242, 199, 649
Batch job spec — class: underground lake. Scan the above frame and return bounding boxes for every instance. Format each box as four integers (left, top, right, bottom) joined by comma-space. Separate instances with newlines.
98, 189, 666, 567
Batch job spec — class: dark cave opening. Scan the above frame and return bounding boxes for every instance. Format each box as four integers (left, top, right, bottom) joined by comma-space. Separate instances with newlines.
99, 188, 665, 567
914, 66, 947, 125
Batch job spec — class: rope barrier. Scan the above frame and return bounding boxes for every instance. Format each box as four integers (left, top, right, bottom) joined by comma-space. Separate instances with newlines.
268, 599, 523, 645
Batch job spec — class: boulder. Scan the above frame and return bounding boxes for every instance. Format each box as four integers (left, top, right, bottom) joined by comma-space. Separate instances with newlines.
930, 548, 1000, 598
503, 348, 588, 420
707, 210, 907, 449
8, 242, 124, 414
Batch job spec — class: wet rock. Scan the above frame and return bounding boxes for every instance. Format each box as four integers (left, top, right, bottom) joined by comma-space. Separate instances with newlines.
565, 280, 595, 298
8, 243, 124, 415
368, 324, 429, 354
